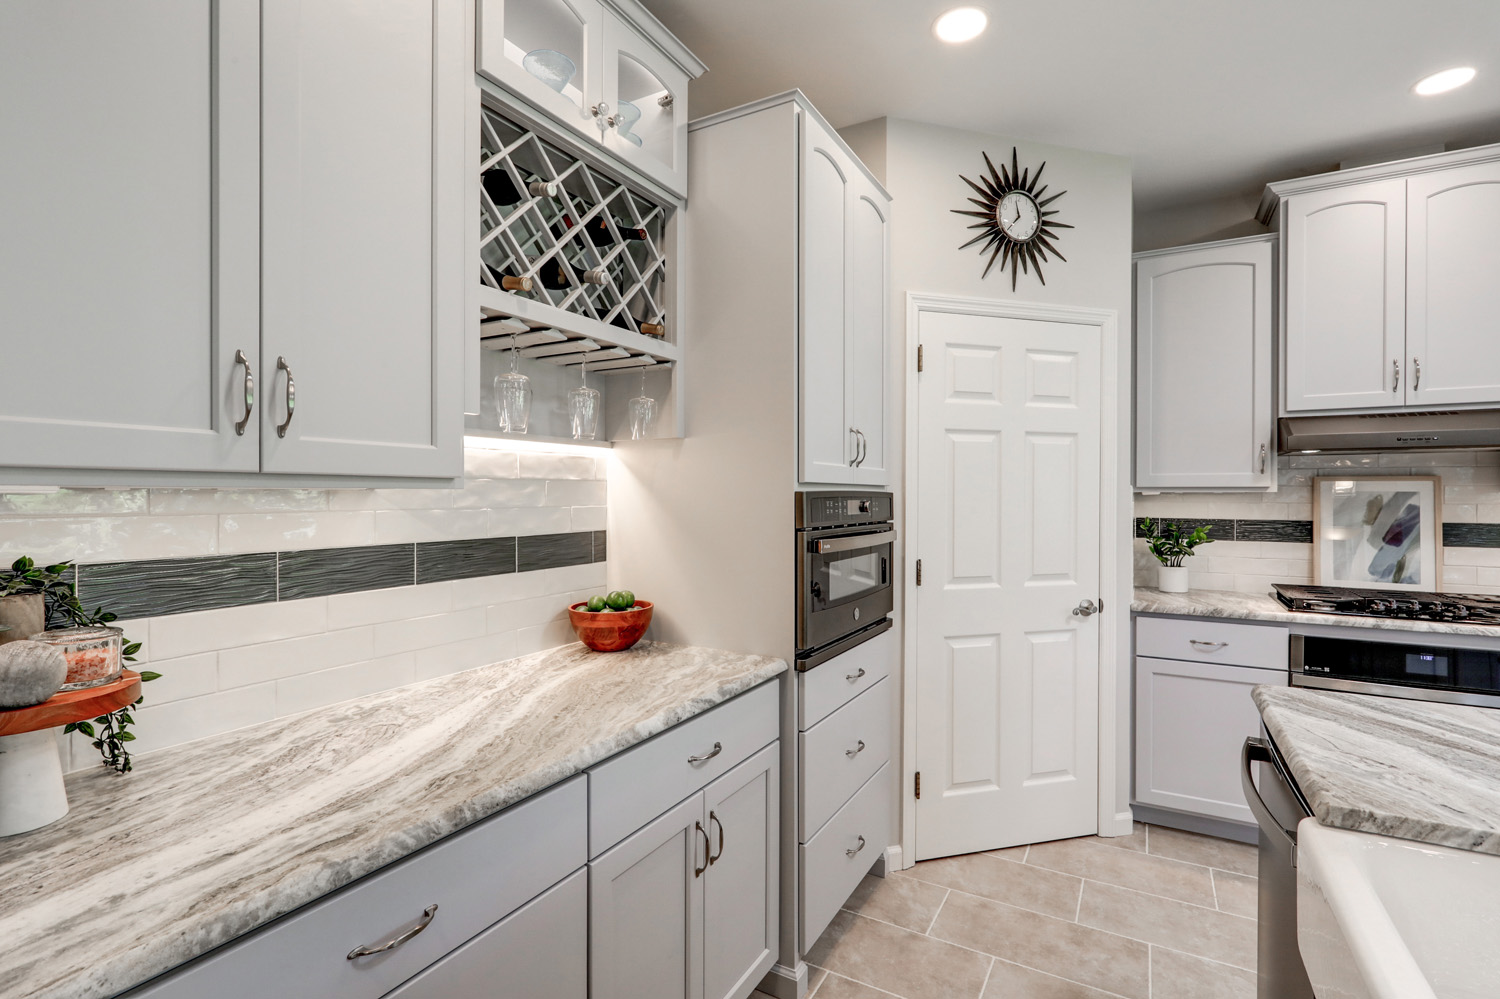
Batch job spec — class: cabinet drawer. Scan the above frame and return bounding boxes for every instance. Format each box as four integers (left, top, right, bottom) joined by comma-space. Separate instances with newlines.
799, 677, 891, 840
1135, 615, 1288, 670
383, 867, 587, 999
126, 776, 586, 999
589, 680, 779, 857
799, 763, 891, 953
799, 629, 895, 730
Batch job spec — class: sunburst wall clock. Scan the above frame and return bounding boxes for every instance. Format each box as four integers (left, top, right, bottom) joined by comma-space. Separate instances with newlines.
952, 148, 1072, 290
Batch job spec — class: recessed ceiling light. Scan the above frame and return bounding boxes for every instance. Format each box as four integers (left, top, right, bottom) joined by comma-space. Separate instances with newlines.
933, 7, 988, 44
1413, 66, 1476, 96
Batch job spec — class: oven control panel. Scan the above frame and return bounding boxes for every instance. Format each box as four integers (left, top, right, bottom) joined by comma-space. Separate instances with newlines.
796, 491, 893, 529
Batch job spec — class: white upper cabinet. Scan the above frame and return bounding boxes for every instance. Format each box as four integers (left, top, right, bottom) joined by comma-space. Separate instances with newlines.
477, 0, 701, 198
798, 114, 891, 486
1406, 161, 1500, 407
0, 1, 260, 474
260, 0, 464, 478
1135, 237, 1274, 490
1282, 179, 1407, 413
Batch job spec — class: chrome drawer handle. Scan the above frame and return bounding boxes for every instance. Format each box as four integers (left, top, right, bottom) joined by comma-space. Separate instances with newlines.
694, 821, 710, 877
1413, 357, 1422, 391
688, 741, 722, 764
347, 904, 438, 960
276, 356, 296, 438
708, 810, 725, 865
1189, 640, 1228, 651
233, 349, 255, 436
1393, 359, 1400, 392
846, 835, 866, 858
846, 667, 867, 682
846, 740, 866, 759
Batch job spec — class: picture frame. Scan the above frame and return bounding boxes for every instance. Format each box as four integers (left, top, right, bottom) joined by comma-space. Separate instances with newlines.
1312, 476, 1442, 591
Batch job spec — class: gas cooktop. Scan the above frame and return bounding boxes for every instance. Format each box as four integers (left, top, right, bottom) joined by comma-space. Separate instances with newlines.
1273, 584, 1500, 624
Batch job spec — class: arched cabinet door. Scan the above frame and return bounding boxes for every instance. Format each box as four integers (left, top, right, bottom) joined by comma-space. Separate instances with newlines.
1282, 179, 1407, 412
1406, 162, 1500, 407
476, 0, 606, 143
799, 119, 854, 485
848, 186, 891, 485
601, 13, 690, 196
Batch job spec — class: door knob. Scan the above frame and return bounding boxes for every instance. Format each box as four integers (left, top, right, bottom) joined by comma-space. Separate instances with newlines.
1072, 599, 1100, 617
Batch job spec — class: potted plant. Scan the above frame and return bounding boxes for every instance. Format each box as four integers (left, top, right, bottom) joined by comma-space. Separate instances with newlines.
1140, 519, 1216, 593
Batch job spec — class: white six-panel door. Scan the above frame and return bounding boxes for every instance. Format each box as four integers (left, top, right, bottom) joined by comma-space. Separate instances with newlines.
1406, 162, 1500, 407
914, 308, 1102, 860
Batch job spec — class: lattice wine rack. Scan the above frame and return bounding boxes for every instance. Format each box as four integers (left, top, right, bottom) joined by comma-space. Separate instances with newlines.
476, 103, 679, 384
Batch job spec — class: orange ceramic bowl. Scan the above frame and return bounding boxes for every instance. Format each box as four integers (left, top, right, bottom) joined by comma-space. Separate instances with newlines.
568, 600, 654, 652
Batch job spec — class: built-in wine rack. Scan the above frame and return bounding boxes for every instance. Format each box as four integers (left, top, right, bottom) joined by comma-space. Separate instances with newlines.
477, 103, 677, 377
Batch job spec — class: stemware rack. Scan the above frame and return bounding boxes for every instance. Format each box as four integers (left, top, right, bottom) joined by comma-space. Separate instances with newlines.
476, 102, 680, 379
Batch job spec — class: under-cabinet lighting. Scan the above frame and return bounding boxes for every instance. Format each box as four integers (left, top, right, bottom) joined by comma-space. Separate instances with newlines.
1301, 449, 1322, 454
464, 435, 607, 456
1413, 67, 1476, 95
933, 7, 988, 43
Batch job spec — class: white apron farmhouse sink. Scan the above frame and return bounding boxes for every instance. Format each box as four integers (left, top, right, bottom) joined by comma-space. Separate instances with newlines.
1297, 818, 1500, 999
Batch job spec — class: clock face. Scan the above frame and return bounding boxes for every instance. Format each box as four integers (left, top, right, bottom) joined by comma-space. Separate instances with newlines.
997, 191, 1040, 242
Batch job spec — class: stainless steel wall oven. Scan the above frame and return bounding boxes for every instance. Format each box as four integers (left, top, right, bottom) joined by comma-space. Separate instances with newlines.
796, 492, 895, 667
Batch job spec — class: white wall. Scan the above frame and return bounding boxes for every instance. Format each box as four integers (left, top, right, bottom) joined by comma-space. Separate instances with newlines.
854, 117, 1137, 837
1133, 191, 1269, 252
0, 444, 608, 772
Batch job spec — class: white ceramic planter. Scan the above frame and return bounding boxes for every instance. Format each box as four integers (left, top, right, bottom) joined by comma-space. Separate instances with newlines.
1157, 566, 1190, 593
0, 729, 69, 837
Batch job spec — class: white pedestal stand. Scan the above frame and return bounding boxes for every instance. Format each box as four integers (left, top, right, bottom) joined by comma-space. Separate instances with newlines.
0, 729, 69, 837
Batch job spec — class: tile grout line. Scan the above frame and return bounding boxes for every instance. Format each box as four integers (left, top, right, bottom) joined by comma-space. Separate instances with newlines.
1210, 868, 1220, 911
1148, 940, 1258, 976
925, 887, 952, 935
1147, 943, 1153, 999
976, 956, 994, 999
1074, 875, 1254, 919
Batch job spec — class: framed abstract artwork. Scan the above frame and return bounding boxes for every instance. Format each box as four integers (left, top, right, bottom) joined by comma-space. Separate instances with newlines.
1312, 476, 1442, 591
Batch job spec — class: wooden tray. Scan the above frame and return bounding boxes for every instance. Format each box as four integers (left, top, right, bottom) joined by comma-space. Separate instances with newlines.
0, 671, 142, 737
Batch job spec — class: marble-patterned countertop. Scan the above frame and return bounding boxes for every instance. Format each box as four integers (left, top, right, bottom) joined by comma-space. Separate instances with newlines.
1132, 586, 1500, 639
0, 642, 786, 999
1255, 685, 1500, 855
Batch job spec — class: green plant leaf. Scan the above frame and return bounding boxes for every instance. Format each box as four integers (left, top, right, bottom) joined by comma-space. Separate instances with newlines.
117, 732, 136, 742
77, 722, 96, 737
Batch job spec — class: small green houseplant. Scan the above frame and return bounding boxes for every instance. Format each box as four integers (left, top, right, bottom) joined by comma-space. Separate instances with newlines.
0, 557, 159, 772
1140, 519, 1216, 593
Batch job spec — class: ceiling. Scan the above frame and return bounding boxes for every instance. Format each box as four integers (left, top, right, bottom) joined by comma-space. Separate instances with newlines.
640, 0, 1500, 215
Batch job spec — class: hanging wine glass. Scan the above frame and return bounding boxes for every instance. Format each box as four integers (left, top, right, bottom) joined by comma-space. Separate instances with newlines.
569, 355, 601, 440
628, 365, 657, 440
494, 333, 531, 433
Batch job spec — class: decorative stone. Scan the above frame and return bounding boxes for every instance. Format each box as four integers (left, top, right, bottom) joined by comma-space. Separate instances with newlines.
0, 593, 45, 648
0, 640, 69, 709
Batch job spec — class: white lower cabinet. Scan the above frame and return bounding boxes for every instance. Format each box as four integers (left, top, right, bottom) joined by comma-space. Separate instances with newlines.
1135, 654, 1287, 825
589, 742, 780, 999
800, 762, 891, 953
383, 868, 587, 999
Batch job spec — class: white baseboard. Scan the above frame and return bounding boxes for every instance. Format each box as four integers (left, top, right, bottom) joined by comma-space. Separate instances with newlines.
1098, 809, 1136, 837
755, 961, 807, 999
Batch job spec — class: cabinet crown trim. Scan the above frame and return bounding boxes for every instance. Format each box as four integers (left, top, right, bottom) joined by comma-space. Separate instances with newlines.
601, 0, 707, 78
1132, 232, 1275, 261
1257, 141, 1500, 224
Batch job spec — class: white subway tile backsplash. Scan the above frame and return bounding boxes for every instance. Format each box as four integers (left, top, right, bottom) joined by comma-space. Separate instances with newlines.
413, 631, 520, 681
488, 507, 571, 536
0, 488, 149, 516
144, 653, 219, 704
275, 653, 416, 717
519, 452, 598, 480
150, 489, 329, 514
326, 487, 461, 511
451, 478, 547, 509
219, 511, 376, 554
125, 683, 277, 758
150, 597, 329, 660
0, 515, 219, 564
546, 480, 607, 507
373, 508, 489, 544
326, 581, 453, 630
374, 608, 488, 655
218, 627, 378, 688
463, 448, 520, 479
487, 594, 569, 634
570, 506, 608, 531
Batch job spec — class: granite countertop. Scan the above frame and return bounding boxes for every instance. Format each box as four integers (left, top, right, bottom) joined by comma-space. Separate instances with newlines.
1254, 685, 1500, 855
0, 641, 786, 999
1132, 586, 1500, 639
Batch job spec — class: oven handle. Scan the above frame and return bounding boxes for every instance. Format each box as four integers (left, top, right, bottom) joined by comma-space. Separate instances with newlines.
1242, 737, 1300, 864
816, 529, 897, 554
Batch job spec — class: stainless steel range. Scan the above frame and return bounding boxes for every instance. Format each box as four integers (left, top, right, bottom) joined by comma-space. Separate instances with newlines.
1273, 583, 1500, 624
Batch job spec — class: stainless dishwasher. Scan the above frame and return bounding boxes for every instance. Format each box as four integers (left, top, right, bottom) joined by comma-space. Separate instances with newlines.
1241, 735, 1315, 999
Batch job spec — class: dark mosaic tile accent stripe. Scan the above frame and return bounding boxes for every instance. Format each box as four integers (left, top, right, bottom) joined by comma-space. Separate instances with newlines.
278, 544, 416, 600
593, 531, 608, 563
77, 554, 277, 620
1444, 523, 1500, 549
1133, 518, 1235, 541
1235, 519, 1314, 544
518, 532, 594, 573
415, 537, 517, 584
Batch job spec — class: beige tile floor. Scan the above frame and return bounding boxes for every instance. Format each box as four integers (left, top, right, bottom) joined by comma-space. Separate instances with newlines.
804, 823, 1259, 999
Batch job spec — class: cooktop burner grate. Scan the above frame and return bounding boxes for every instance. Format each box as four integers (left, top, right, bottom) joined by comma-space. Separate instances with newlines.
1273, 584, 1500, 623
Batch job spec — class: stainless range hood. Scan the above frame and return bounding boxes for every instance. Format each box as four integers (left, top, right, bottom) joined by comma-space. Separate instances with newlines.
1278, 410, 1500, 453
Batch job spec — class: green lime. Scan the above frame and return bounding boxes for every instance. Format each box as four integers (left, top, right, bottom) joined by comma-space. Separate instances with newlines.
606, 590, 633, 611
586, 595, 607, 612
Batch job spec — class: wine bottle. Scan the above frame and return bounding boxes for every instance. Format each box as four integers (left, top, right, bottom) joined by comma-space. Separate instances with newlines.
485, 265, 534, 293
559, 214, 649, 245
609, 312, 666, 337
538, 258, 607, 291
482, 168, 561, 207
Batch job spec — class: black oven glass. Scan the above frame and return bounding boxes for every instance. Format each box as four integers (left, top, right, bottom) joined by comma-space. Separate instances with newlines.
1301, 635, 1500, 695
815, 547, 887, 607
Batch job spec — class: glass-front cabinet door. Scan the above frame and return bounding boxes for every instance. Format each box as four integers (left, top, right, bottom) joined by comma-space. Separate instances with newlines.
477, 0, 604, 141
601, 13, 689, 196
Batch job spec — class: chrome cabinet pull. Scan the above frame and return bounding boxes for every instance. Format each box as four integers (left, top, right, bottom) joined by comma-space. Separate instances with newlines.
849, 427, 859, 467
234, 349, 255, 436
854, 429, 868, 467
687, 741, 722, 765
846, 740, 866, 759
591, 101, 609, 119
708, 811, 725, 865
1259, 443, 1267, 475
276, 357, 296, 438
1413, 357, 1421, 391
846, 835, 866, 858
846, 667, 867, 682
1189, 639, 1228, 651
346, 904, 438, 960
1393, 359, 1400, 393
694, 821, 710, 877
